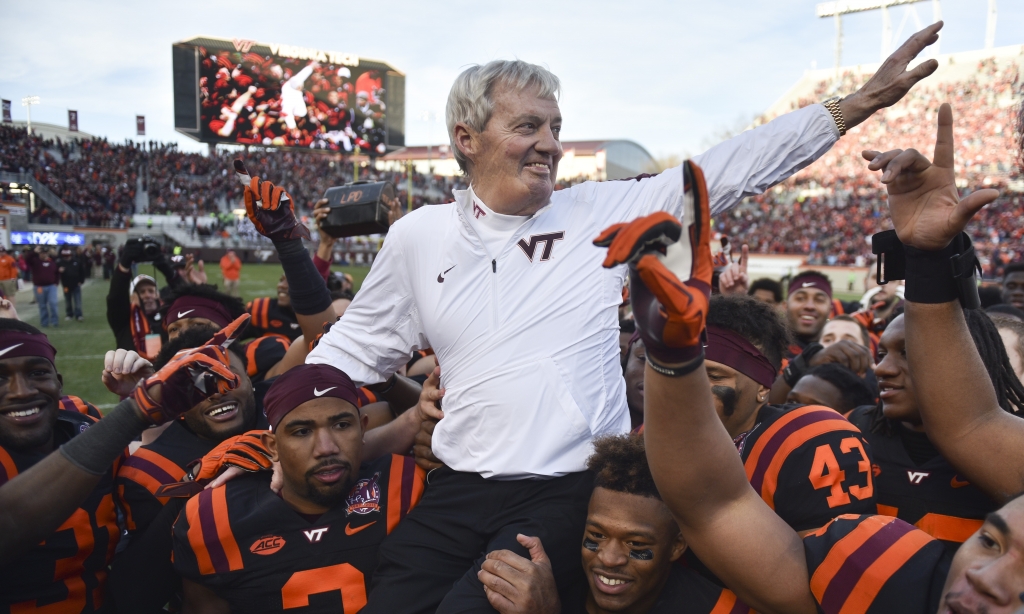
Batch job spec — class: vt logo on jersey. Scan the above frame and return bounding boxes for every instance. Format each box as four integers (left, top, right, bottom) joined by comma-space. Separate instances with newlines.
345, 472, 382, 515
250, 535, 285, 555
907, 471, 931, 484
303, 527, 329, 543
517, 232, 565, 262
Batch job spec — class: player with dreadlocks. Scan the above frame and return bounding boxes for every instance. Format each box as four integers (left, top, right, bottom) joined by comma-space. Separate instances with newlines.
848, 309, 1024, 553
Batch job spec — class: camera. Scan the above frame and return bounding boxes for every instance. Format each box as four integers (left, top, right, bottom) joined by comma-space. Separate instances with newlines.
318, 181, 397, 238
127, 235, 162, 262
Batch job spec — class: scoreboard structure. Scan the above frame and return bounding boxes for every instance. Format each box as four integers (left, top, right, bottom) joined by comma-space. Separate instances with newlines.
172, 36, 405, 154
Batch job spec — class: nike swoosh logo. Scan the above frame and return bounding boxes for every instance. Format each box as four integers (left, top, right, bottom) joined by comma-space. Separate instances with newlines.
314, 387, 336, 397
801, 282, 816, 288
177, 309, 195, 318
0, 343, 24, 357
437, 265, 457, 283
345, 521, 376, 536
951, 476, 970, 488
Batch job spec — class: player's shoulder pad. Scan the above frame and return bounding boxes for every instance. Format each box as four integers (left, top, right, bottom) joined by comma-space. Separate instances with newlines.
356, 454, 426, 535
804, 514, 948, 614
59, 395, 103, 421
846, 405, 877, 431
177, 480, 268, 576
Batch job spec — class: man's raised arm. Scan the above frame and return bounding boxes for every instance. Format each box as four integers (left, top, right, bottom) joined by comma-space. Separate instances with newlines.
593, 163, 815, 614
863, 103, 1024, 500
693, 22, 941, 215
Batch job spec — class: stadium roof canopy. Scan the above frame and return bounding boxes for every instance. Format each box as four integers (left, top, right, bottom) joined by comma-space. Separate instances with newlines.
381, 139, 657, 181
8, 121, 94, 142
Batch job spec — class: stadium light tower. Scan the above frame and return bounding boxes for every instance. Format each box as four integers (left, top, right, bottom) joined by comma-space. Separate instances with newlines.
816, 0, 937, 72
21, 95, 40, 135
985, 0, 997, 49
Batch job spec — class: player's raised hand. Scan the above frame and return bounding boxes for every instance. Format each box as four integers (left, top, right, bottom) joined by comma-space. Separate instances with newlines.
594, 161, 712, 371
861, 104, 999, 251
0, 298, 18, 320
101, 348, 154, 397
478, 534, 560, 614
131, 314, 249, 424
238, 160, 311, 242
718, 243, 749, 296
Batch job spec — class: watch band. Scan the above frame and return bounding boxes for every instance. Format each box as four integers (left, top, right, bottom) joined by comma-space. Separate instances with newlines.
822, 97, 848, 137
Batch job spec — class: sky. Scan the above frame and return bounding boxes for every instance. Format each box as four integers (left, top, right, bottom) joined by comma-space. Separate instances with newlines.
2, 0, 1022, 160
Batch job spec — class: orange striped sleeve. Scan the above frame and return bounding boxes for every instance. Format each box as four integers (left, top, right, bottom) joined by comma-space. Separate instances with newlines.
133, 448, 186, 480
261, 298, 270, 329
409, 464, 426, 513
118, 485, 137, 532
710, 590, 738, 614
245, 339, 262, 377
838, 528, 934, 613
185, 495, 215, 575
876, 505, 898, 517
211, 487, 244, 571
0, 447, 17, 484
117, 466, 171, 503
810, 516, 891, 603
914, 513, 983, 544
759, 420, 861, 509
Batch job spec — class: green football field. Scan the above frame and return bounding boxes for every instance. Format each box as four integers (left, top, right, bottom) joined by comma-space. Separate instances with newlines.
13, 263, 370, 409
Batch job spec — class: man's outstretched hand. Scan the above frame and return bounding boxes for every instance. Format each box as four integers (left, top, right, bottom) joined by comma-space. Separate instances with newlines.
478, 534, 561, 614
861, 103, 999, 250
840, 22, 942, 129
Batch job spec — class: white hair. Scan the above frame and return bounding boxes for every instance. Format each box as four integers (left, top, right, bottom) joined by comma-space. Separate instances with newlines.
445, 60, 560, 174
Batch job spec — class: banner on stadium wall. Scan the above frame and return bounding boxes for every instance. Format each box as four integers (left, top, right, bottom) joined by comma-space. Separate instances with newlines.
136, 115, 145, 136
11, 231, 86, 246
1, 100, 10, 123
68, 110, 78, 132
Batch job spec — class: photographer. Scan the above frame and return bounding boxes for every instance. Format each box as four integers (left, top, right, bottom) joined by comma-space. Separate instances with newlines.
106, 237, 185, 360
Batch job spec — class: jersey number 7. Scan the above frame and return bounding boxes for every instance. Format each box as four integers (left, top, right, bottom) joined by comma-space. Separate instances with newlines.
810, 437, 874, 508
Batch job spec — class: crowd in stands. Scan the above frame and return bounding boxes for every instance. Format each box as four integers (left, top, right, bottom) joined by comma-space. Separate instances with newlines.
719, 58, 1023, 276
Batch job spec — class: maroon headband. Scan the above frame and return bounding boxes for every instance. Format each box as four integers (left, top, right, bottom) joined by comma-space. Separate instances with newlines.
788, 273, 832, 299
263, 364, 360, 430
704, 325, 776, 388
166, 295, 233, 328
0, 330, 57, 365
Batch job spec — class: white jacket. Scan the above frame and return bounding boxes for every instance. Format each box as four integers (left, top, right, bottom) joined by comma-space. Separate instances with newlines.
308, 103, 839, 478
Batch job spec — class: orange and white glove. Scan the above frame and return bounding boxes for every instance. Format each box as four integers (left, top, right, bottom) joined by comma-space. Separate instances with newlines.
593, 161, 712, 375
238, 160, 311, 242
131, 315, 249, 424
155, 430, 273, 497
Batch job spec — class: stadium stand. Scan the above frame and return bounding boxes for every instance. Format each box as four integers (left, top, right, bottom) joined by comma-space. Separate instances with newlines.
719, 46, 1024, 276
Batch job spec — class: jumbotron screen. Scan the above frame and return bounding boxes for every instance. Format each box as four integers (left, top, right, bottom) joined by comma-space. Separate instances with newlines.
172, 37, 405, 153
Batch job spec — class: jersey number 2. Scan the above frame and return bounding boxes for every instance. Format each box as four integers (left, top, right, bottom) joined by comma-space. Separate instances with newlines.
809, 437, 873, 508
281, 563, 366, 613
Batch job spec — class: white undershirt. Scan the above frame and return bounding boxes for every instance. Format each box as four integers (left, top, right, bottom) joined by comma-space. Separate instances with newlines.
462, 187, 530, 257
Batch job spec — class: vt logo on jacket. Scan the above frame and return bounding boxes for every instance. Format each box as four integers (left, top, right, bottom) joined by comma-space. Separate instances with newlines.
517, 232, 565, 262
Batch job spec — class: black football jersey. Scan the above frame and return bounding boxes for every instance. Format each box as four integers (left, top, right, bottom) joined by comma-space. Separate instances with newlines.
247, 297, 301, 341
0, 410, 122, 613
117, 414, 271, 535
173, 454, 425, 613
848, 407, 996, 552
802, 514, 950, 613
649, 566, 750, 613
740, 404, 877, 532
240, 334, 291, 384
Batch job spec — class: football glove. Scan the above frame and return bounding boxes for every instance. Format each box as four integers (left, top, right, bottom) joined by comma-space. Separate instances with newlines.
594, 161, 712, 375
240, 161, 311, 242
155, 430, 273, 498
131, 314, 249, 425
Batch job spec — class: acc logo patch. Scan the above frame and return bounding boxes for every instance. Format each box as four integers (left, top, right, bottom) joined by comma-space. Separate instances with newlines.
346, 472, 382, 516
250, 535, 285, 555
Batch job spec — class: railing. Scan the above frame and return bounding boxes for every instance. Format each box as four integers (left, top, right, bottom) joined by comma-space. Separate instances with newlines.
0, 171, 79, 218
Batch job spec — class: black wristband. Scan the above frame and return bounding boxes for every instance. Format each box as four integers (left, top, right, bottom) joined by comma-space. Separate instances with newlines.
647, 351, 705, 378
783, 342, 823, 387
904, 233, 981, 308
274, 238, 333, 316
60, 399, 150, 476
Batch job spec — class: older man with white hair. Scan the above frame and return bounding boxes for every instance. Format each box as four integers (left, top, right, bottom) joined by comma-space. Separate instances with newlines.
307, 23, 943, 613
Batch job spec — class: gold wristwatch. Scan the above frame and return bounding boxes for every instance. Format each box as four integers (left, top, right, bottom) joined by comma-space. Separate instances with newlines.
822, 97, 847, 137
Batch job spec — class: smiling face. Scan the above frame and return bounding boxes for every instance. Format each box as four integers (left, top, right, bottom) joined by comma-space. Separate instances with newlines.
455, 82, 562, 216
874, 315, 920, 425
582, 487, 685, 614
786, 288, 831, 340
277, 275, 291, 309
0, 355, 63, 454
181, 352, 255, 442
939, 496, 1024, 614
264, 397, 367, 514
